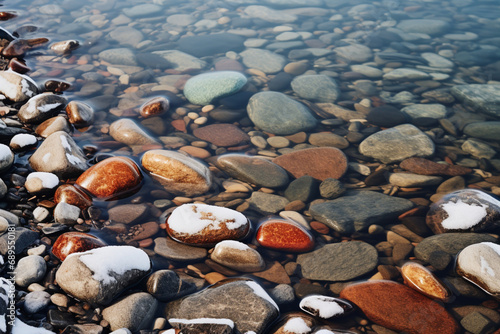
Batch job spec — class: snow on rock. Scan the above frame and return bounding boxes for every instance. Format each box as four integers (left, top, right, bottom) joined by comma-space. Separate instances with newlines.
12, 318, 55, 334
0, 70, 38, 102
283, 317, 312, 334
10, 133, 37, 150
299, 295, 345, 319
0, 144, 14, 172
17, 93, 67, 124
25, 172, 59, 193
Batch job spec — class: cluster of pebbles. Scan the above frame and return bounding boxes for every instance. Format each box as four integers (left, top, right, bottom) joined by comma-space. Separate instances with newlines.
1, 0, 500, 333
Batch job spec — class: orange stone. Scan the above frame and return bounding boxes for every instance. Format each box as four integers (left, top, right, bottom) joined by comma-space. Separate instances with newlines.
340, 281, 460, 334
54, 184, 92, 210
52, 232, 107, 261
401, 262, 452, 302
75, 156, 143, 200
140, 96, 170, 118
256, 218, 314, 253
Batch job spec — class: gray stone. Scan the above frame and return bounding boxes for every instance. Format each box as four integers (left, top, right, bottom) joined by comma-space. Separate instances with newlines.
359, 124, 435, 164
397, 19, 451, 35
284, 175, 319, 202
350, 65, 383, 78
53, 202, 81, 225
297, 241, 378, 281
178, 33, 244, 58
401, 104, 447, 120
460, 311, 495, 334
0, 179, 6, 198
319, 178, 345, 199
167, 14, 195, 26
102, 293, 157, 332
152, 50, 206, 72
165, 279, 279, 334
451, 85, 500, 118
24, 291, 51, 314
247, 91, 317, 135
291, 75, 339, 102
244, 5, 297, 23
154, 237, 207, 262
183, 71, 247, 105
388, 173, 443, 187
334, 43, 373, 63
146, 270, 197, 302
109, 26, 143, 48
240, 48, 287, 74
17, 93, 67, 124
15, 255, 46, 287
0, 227, 38, 255
249, 192, 290, 214
99, 48, 137, 66
122, 4, 162, 18
269, 284, 295, 305
108, 204, 149, 225
463, 122, 500, 141
421, 53, 454, 68
461, 139, 496, 159
383, 68, 431, 81
0, 145, 13, 173
309, 190, 414, 234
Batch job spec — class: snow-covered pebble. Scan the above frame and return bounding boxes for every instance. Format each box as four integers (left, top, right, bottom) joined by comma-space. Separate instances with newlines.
299, 295, 354, 319
25, 172, 59, 193
283, 317, 312, 334
9, 133, 37, 150
17, 93, 67, 124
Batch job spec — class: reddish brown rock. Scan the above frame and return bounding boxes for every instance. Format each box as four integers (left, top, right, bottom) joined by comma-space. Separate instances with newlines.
65, 101, 94, 127
35, 116, 72, 138
75, 156, 143, 200
140, 96, 170, 118
54, 184, 92, 210
273, 147, 348, 181
256, 218, 314, 253
192, 124, 250, 147
52, 232, 107, 261
400, 157, 472, 176
401, 262, 452, 301
340, 281, 460, 334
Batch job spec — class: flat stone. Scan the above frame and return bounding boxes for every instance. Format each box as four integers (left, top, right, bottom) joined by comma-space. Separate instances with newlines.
240, 48, 287, 74
244, 5, 297, 23
308, 132, 349, 149
297, 241, 377, 281
108, 204, 149, 225
52, 232, 107, 261
102, 292, 157, 332
183, 71, 247, 105
153, 50, 206, 72
109, 119, 159, 147
109, 26, 143, 48
401, 262, 451, 301
122, 4, 161, 17
284, 175, 319, 202
334, 43, 372, 63
99, 48, 137, 66
310, 190, 414, 234
451, 85, 500, 118
397, 19, 451, 35
401, 104, 447, 120
193, 124, 249, 147
249, 192, 289, 215
388, 173, 442, 187
291, 75, 340, 102
154, 237, 207, 262
178, 33, 244, 58
463, 121, 500, 141
383, 68, 431, 81
211, 240, 266, 272
421, 53, 454, 68
400, 157, 472, 176
256, 218, 314, 253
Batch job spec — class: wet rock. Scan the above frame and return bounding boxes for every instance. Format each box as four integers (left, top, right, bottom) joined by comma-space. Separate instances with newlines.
193, 124, 250, 148
52, 232, 107, 261
383, 68, 431, 81
388, 173, 442, 188
211, 240, 265, 272
178, 33, 244, 58
463, 121, 500, 141
50, 40, 79, 55
400, 157, 472, 176
0, 70, 37, 102
17, 93, 66, 124
184, 71, 247, 105
98, 48, 137, 66
0, 144, 14, 172
146, 270, 197, 301
249, 192, 289, 215
109, 119, 159, 147
154, 237, 207, 262
299, 295, 354, 319
102, 292, 157, 332
76, 156, 143, 200
461, 138, 496, 159
401, 262, 451, 301
9, 133, 37, 150
244, 5, 297, 23
168, 318, 234, 334
140, 96, 169, 118
401, 104, 447, 120
141, 149, 212, 196
297, 241, 377, 281
256, 218, 314, 253
0, 227, 38, 255
397, 19, 451, 35
122, 3, 161, 17
35, 116, 72, 138
271, 314, 315, 334
319, 178, 345, 199
308, 132, 349, 149
24, 290, 51, 314
108, 204, 149, 225
451, 85, 500, 118
284, 175, 319, 202
54, 184, 92, 210
109, 26, 143, 48
65, 101, 94, 127
240, 48, 287, 74
15, 255, 46, 287
334, 43, 372, 63
291, 75, 339, 102
166, 203, 250, 247
53, 202, 80, 225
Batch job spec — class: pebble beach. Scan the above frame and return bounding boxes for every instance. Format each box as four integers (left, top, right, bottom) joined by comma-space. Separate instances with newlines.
1, 0, 500, 333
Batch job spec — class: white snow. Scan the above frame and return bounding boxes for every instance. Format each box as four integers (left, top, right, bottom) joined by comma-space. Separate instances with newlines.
66, 152, 84, 166
283, 317, 311, 334
109, 329, 132, 334
27, 172, 59, 189
42, 153, 51, 164
169, 318, 234, 327
168, 203, 248, 235
60, 134, 72, 151
10, 133, 37, 147
216, 240, 250, 251
314, 330, 334, 334
0, 144, 12, 160
245, 281, 279, 310
440, 199, 488, 230
480, 255, 495, 277
18, 71, 37, 97
38, 102, 61, 113
69, 246, 151, 285
482, 242, 500, 257
12, 318, 55, 334
0, 73, 18, 100
299, 296, 344, 318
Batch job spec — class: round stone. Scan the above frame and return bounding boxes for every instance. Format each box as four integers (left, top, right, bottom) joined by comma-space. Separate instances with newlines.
211, 240, 266, 272
183, 71, 247, 105
256, 218, 314, 253
52, 232, 107, 261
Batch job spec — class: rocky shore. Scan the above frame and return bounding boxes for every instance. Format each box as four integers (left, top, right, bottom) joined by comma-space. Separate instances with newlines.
1, 0, 500, 333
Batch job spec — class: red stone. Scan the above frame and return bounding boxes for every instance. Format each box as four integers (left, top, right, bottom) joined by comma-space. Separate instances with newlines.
256, 218, 314, 253
273, 147, 348, 181
54, 184, 92, 210
171, 119, 187, 133
52, 232, 107, 261
75, 156, 143, 200
192, 124, 250, 147
400, 157, 472, 176
340, 281, 460, 334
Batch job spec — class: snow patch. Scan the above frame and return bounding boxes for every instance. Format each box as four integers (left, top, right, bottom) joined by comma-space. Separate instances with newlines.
0, 144, 12, 160
10, 133, 37, 147
0, 73, 18, 100
42, 153, 51, 164
66, 153, 84, 166
38, 102, 61, 113
60, 134, 72, 151
169, 318, 234, 328
440, 199, 488, 230
12, 318, 55, 334
480, 255, 495, 277
70, 246, 151, 285
314, 330, 334, 334
245, 281, 279, 310
283, 317, 311, 334
300, 296, 344, 318
216, 240, 250, 251
27, 172, 59, 189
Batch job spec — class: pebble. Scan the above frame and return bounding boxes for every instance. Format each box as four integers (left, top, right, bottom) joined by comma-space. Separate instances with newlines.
0, 71, 38, 102
10, 133, 37, 150
109, 119, 159, 147
401, 104, 447, 120
146, 269, 196, 302
65, 101, 94, 127
463, 121, 500, 141
388, 172, 442, 187
140, 96, 170, 118
334, 43, 373, 63
0, 144, 14, 172
54, 184, 92, 210
102, 292, 157, 332
256, 218, 314, 253
35, 116, 72, 138
24, 291, 51, 314
244, 5, 297, 24
240, 48, 287, 74
308, 132, 349, 149
284, 175, 319, 202
401, 262, 451, 301
15, 255, 46, 287
400, 157, 472, 176
53, 202, 80, 225
291, 74, 340, 102
249, 192, 290, 215
52, 232, 107, 261
154, 237, 207, 262
193, 124, 249, 147
299, 295, 354, 319
319, 178, 345, 199
211, 240, 265, 272
183, 71, 247, 105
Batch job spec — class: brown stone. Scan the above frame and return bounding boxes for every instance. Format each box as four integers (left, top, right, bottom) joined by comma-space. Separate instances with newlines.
54, 184, 92, 210
401, 262, 451, 301
193, 124, 250, 147
35, 116, 72, 138
52, 232, 107, 261
251, 261, 291, 284
140, 96, 170, 118
75, 156, 143, 200
65, 101, 94, 127
340, 281, 460, 334
179, 146, 211, 159
273, 147, 348, 181
400, 157, 472, 176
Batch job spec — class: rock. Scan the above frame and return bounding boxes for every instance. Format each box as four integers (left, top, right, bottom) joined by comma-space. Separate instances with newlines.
359, 124, 435, 164
0, 227, 38, 255
193, 124, 250, 147
271, 314, 315, 334
0, 71, 38, 102
166, 203, 250, 247
426, 189, 500, 234
109, 119, 159, 147
29, 131, 87, 178
65, 101, 94, 127
146, 270, 197, 301
273, 147, 347, 180
291, 75, 339, 102
178, 33, 244, 58
10, 133, 37, 150
284, 175, 319, 202
451, 85, 500, 118
460, 311, 496, 334
24, 291, 51, 314
319, 178, 345, 199
109, 26, 143, 48
400, 157, 472, 176
0, 144, 14, 172
102, 293, 157, 332
217, 154, 289, 188
401, 104, 447, 120
122, 3, 161, 17
54, 184, 92, 210
414, 233, 497, 263
53, 202, 80, 225
169, 318, 234, 333
108, 204, 149, 225
244, 5, 297, 23
397, 19, 451, 35
50, 40, 79, 55
340, 281, 459, 333
299, 295, 354, 319
461, 139, 496, 159
309, 190, 414, 234
334, 43, 372, 63
15, 255, 46, 287
383, 68, 431, 81
211, 240, 266, 272
421, 53, 454, 68
401, 262, 451, 301
99, 48, 137, 66
76, 156, 143, 199
240, 49, 287, 74
141, 150, 212, 196
55, 246, 151, 305
154, 237, 207, 262
269, 284, 295, 305
183, 71, 247, 105
153, 50, 206, 72
249, 192, 289, 215
165, 278, 279, 334
351, 64, 383, 78
308, 132, 349, 149
297, 241, 377, 281
256, 218, 314, 253
463, 121, 500, 141
388, 173, 442, 187
52, 232, 107, 261
140, 96, 169, 118
35, 116, 72, 138
17, 93, 67, 124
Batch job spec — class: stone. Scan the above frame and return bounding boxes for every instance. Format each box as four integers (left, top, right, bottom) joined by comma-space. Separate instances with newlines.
359, 124, 435, 164
54, 184, 92, 210
76, 156, 143, 200
146, 270, 196, 301
284, 175, 319, 202
24, 291, 51, 314
53, 202, 80, 225
166, 203, 250, 247
102, 293, 157, 332
271, 314, 315, 334
140, 96, 169, 118
334, 43, 373, 63
388, 173, 442, 188
177, 33, 244, 58
154, 237, 207, 262
123, 4, 161, 17
426, 189, 500, 234
0, 71, 38, 102
421, 53, 454, 68
249, 192, 289, 215
400, 157, 472, 176
244, 5, 297, 23
319, 178, 345, 199
193, 124, 250, 147
0, 227, 38, 255
50, 40, 79, 55
256, 218, 314, 253
401, 104, 447, 120
297, 241, 377, 281
15, 255, 46, 287
299, 295, 354, 319
273, 147, 347, 181
308, 132, 349, 149
397, 19, 450, 35
0, 144, 14, 173
462, 139, 496, 159
456, 242, 500, 296
65, 101, 94, 127
401, 262, 451, 301
240, 48, 287, 74
183, 71, 247, 105
463, 122, 500, 141
153, 50, 206, 72
414, 233, 497, 263
29, 131, 87, 178
291, 75, 339, 102
165, 278, 279, 334
55, 246, 151, 305
99, 48, 137, 66
24, 172, 58, 194
340, 281, 459, 334
109, 119, 159, 147
35, 116, 72, 138
452, 84, 500, 118
217, 154, 289, 188
169, 319, 234, 333
108, 204, 149, 225
211, 240, 265, 272
460, 311, 496, 334
269, 284, 295, 305
252, 261, 291, 284
141, 150, 212, 196
309, 190, 414, 234
109, 26, 143, 47
52, 232, 107, 261
10, 133, 37, 150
